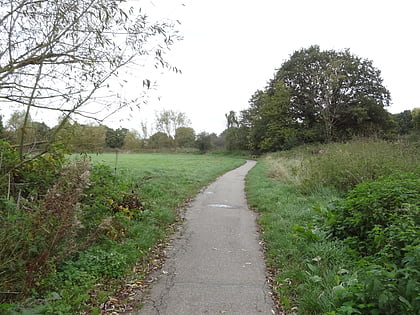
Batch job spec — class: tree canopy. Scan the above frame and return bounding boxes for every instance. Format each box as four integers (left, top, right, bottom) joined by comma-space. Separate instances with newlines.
276, 46, 391, 141
105, 127, 128, 149
175, 127, 195, 148
235, 46, 394, 152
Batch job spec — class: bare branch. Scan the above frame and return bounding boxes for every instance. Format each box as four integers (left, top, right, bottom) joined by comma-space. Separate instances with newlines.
0, 0, 180, 159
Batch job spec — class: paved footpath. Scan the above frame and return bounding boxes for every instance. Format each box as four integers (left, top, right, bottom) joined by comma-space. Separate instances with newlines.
135, 160, 275, 315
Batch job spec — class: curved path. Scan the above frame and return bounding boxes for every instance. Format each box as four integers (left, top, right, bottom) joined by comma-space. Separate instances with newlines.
135, 160, 275, 314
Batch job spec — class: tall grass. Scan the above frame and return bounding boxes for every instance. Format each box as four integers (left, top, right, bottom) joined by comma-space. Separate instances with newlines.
298, 140, 419, 192
247, 140, 419, 314
247, 158, 346, 314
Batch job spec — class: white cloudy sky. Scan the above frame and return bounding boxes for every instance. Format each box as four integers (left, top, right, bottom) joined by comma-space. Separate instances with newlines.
4, 0, 419, 135
106, 0, 418, 135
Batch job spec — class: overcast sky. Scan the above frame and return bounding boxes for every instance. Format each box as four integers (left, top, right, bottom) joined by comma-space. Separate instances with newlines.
5, 0, 419, 135
106, 0, 418, 135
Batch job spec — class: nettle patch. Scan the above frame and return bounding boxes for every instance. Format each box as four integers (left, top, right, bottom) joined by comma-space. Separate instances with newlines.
320, 172, 420, 314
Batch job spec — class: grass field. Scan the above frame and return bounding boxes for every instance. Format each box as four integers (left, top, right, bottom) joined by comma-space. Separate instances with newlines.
2, 153, 246, 314
89, 152, 247, 214
91, 152, 246, 188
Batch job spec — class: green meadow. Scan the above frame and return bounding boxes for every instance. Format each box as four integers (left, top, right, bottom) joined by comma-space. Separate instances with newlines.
1, 153, 245, 314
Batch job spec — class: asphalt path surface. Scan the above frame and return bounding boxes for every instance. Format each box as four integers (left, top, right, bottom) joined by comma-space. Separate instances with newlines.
135, 160, 275, 314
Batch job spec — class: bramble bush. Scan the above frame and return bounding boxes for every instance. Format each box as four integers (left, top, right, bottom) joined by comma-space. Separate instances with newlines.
326, 172, 419, 260
321, 172, 420, 314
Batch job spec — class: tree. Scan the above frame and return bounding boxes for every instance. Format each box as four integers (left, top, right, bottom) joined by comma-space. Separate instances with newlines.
175, 127, 195, 148
393, 110, 414, 135
412, 108, 420, 133
0, 114, 4, 138
140, 120, 153, 139
0, 0, 179, 160
224, 127, 247, 151
56, 121, 106, 153
4, 110, 50, 147
105, 127, 128, 149
242, 82, 297, 152
223, 110, 248, 151
155, 110, 191, 138
274, 46, 391, 141
148, 131, 173, 149
225, 110, 239, 129
122, 130, 143, 151
195, 132, 212, 153
211, 132, 226, 150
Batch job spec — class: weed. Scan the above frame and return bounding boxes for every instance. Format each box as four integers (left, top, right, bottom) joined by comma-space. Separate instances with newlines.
325, 172, 419, 260
298, 140, 419, 192
320, 172, 420, 314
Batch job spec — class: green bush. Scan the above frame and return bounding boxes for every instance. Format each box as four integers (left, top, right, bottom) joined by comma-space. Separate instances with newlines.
326, 172, 419, 260
0, 142, 70, 302
322, 173, 420, 314
331, 252, 420, 314
0, 158, 92, 301
0, 141, 67, 199
0, 199, 32, 302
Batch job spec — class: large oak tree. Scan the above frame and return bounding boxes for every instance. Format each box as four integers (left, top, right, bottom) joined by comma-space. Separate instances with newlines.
241, 46, 393, 153
275, 46, 392, 141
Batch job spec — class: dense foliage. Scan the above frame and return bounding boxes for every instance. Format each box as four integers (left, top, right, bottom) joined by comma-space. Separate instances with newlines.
323, 173, 419, 314
225, 46, 417, 153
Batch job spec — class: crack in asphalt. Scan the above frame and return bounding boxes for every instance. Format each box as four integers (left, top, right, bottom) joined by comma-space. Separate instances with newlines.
149, 229, 192, 314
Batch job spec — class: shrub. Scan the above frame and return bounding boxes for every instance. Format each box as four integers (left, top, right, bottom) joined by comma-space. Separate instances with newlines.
322, 172, 420, 314
0, 158, 91, 302
78, 163, 137, 234
25, 159, 92, 288
0, 198, 32, 302
0, 141, 67, 199
331, 252, 420, 314
326, 172, 419, 260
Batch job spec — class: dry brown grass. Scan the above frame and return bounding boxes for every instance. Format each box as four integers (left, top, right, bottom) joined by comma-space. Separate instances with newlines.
265, 154, 302, 184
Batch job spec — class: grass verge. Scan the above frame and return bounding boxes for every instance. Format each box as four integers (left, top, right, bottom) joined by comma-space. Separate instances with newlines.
247, 157, 347, 314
